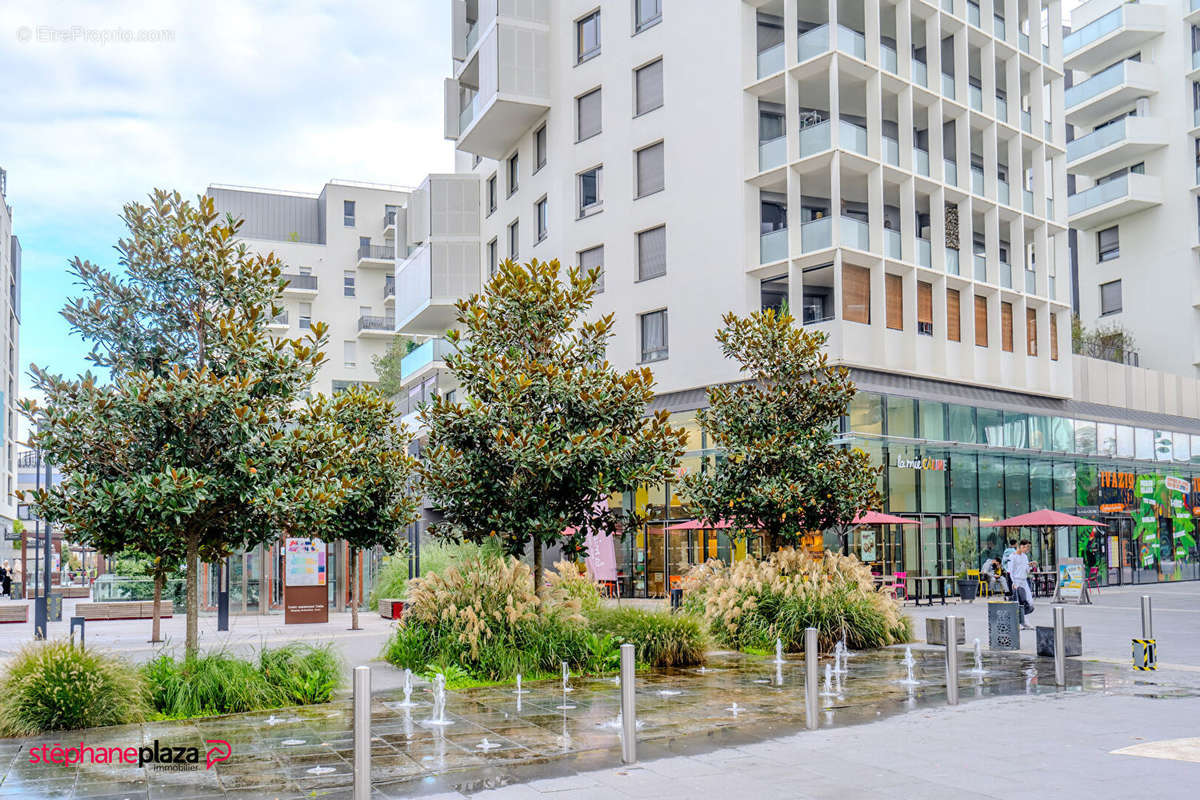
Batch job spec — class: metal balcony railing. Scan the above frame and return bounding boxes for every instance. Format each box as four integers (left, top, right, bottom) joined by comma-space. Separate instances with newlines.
357, 314, 395, 332
281, 273, 318, 291
358, 243, 395, 260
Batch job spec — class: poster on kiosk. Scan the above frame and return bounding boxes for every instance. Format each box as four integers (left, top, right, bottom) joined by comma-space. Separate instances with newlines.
284, 537, 329, 624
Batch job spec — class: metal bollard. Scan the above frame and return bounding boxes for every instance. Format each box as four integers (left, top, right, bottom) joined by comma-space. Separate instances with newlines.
804, 627, 818, 730
620, 643, 637, 764
1141, 595, 1153, 640
353, 665, 371, 800
69, 616, 85, 649
944, 615, 958, 706
1053, 607, 1066, 687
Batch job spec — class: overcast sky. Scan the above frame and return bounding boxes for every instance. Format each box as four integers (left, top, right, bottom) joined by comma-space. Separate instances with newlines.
0, 0, 454, 421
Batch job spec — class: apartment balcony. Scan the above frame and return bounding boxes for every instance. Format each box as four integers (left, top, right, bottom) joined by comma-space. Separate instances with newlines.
838, 120, 867, 156
969, 84, 982, 111
917, 237, 932, 268
446, 21, 550, 159
835, 25, 866, 60
356, 314, 396, 338
383, 209, 397, 238
1063, 3, 1165, 74
395, 242, 482, 335
796, 25, 827, 63
400, 337, 453, 382
968, 1, 980, 27
760, 227, 788, 264
973, 253, 986, 281
970, 166, 984, 195
1000, 261, 1012, 289
882, 135, 899, 166
758, 135, 786, 172
1066, 117, 1167, 178
914, 147, 930, 176
798, 119, 832, 158
998, 180, 1011, 206
1064, 60, 1157, 130
885, 228, 901, 259
1067, 173, 1163, 230
944, 159, 958, 187
280, 273, 318, 297
941, 73, 956, 102
801, 217, 832, 253
1025, 270, 1037, 295
840, 216, 869, 251
945, 247, 959, 275
384, 274, 396, 303
881, 42, 897, 74
1188, 0, 1200, 24
267, 311, 289, 331
757, 41, 784, 77
357, 242, 396, 269
913, 59, 928, 88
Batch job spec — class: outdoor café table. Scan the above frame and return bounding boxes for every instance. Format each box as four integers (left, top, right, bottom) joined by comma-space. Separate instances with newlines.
910, 575, 953, 606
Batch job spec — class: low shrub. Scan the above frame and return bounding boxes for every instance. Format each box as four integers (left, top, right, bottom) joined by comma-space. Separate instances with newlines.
369, 539, 504, 610
682, 548, 911, 653
546, 559, 602, 613
587, 607, 706, 668
0, 642, 148, 736
259, 643, 342, 705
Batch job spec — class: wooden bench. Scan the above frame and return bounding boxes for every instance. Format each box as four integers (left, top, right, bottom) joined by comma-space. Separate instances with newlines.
25, 586, 91, 599
0, 605, 28, 623
75, 601, 173, 621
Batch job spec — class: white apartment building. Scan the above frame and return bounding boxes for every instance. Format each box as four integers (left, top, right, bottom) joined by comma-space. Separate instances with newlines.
0, 169, 21, 539
208, 180, 411, 395
1064, 0, 1196, 378
404, 0, 1071, 408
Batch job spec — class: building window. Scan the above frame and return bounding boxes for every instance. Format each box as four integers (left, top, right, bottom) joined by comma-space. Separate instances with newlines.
1026, 308, 1038, 356
508, 219, 520, 259
1000, 301, 1014, 352
640, 309, 668, 362
579, 245, 604, 293
637, 225, 666, 280
577, 88, 602, 142
343, 270, 356, 298
535, 197, 548, 242
344, 340, 357, 369
507, 153, 519, 196
974, 295, 988, 347
885, 274, 903, 330
635, 0, 662, 32
488, 238, 499, 276
635, 141, 665, 198
1050, 312, 1059, 361
917, 281, 933, 335
947, 288, 961, 341
1100, 279, 1122, 315
578, 166, 602, 217
299, 302, 312, 330
577, 10, 601, 63
534, 125, 547, 171
841, 264, 869, 324
1097, 226, 1119, 262
634, 59, 664, 116
487, 174, 497, 214
343, 200, 355, 227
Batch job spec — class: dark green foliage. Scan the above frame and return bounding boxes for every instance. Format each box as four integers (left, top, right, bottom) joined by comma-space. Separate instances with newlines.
258, 643, 342, 705
586, 607, 706, 668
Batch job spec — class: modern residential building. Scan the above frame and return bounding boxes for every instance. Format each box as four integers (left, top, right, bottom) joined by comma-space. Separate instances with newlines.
207, 180, 411, 396
1063, 0, 1185, 375
0, 169, 22, 545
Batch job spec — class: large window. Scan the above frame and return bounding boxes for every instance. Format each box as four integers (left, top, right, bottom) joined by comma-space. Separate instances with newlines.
636, 141, 665, 197
919, 400, 945, 440
1004, 458, 1029, 516
577, 11, 601, 63
298, 303, 311, 330
343, 270, 356, 298
577, 88, 602, 141
343, 200, 355, 227
1100, 279, 1122, 315
841, 264, 869, 324
343, 340, 357, 369
887, 447, 918, 512
950, 452, 978, 512
1026, 308, 1038, 357
803, 265, 834, 324
947, 288, 961, 341
534, 125, 547, 171
1003, 412, 1027, 449
1000, 301, 1014, 352
1053, 462, 1075, 510
886, 396, 915, 438
578, 166, 602, 217
1074, 420, 1098, 454
635, 0, 662, 32
635, 59, 664, 115
948, 404, 976, 443
1030, 461, 1053, 509
921, 450, 947, 513
917, 281, 933, 335
978, 455, 1005, 520
848, 392, 883, 435
974, 295, 988, 347
977, 408, 1004, 446
579, 245, 604, 293
637, 225, 666, 280
640, 309, 668, 362
1097, 226, 1119, 262
885, 274, 903, 330
1134, 427, 1153, 460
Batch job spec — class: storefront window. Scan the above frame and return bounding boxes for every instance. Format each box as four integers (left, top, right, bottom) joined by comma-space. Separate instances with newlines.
918, 400, 946, 440
1005, 457, 1029, 515
978, 455, 1005, 521
1074, 420, 1097, 455
1075, 463, 1098, 509
949, 453, 978, 512
948, 404, 976, 444
1097, 424, 1117, 458
847, 392, 883, 435
674, 411, 704, 452
1135, 428, 1154, 460
1117, 426, 1135, 459
857, 439, 885, 494
1028, 415, 1051, 450
1192, 436, 1200, 465
1030, 460, 1052, 509
1053, 462, 1076, 511
887, 396, 916, 438
1003, 412, 1028, 449
977, 408, 1004, 447
1174, 432, 1190, 463
920, 450, 947, 512
1153, 431, 1173, 462
887, 447, 918, 511
1049, 418, 1074, 452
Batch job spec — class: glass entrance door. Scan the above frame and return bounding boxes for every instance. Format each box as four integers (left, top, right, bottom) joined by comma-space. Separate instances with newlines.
902, 515, 949, 579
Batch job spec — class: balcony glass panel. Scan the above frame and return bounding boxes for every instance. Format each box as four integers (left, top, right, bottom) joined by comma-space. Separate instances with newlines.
757, 42, 785, 78
993, 16, 1005, 39
1020, 32, 1030, 53
1045, 121, 1053, 140
1065, 61, 1125, 110
458, 91, 478, 132
998, 180, 1010, 205
968, 2, 980, 26
1046, 198, 1055, 218
996, 96, 1008, 121
1025, 270, 1037, 294
882, 43, 898, 73
465, 21, 480, 53
1000, 262, 1013, 288
1194, 50, 1200, 70
971, 166, 984, 195
1196, 164, 1200, 186
1195, 108, 1200, 128
799, 119, 832, 157
1043, 45, 1049, 62
944, 159, 958, 186
759, 135, 787, 171
1021, 110, 1031, 132
946, 247, 960, 275
942, 0, 953, 11
969, 84, 983, 110
1068, 174, 1129, 215
839, 119, 868, 155
1049, 275, 1057, 299
913, 59, 928, 87
883, 135, 900, 166
1064, 7, 1122, 56
973, 254, 986, 281
1066, 118, 1126, 162
798, 24, 830, 62
837, 25, 866, 59
841, 216, 870, 250
886, 228, 902, 259
942, 72, 956, 99
1194, 0, 1200, 11
400, 338, 452, 381
760, 227, 789, 263
918, 238, 932, 268
915, 147, 930, 176
802, 216, 833, 252
1023, 189, 1033, 213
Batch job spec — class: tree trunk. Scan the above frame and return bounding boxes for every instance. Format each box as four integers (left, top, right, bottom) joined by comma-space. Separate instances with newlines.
348, 547, 360, 631
532, 539, 543, 598
150, 571, 164, 643
185, 535, 199, 658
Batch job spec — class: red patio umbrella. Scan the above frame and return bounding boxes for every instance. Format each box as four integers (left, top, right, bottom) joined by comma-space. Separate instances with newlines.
981, 509, 1106, 528
852, 511, 920, 525
665, 519, 736, 531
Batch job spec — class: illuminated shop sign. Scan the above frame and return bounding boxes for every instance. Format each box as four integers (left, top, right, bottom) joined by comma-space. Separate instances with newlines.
894, 455, 946, 471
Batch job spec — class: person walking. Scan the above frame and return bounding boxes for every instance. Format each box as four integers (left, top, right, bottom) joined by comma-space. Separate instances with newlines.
1009, 540, 1036, 630
0, 561, 10, 599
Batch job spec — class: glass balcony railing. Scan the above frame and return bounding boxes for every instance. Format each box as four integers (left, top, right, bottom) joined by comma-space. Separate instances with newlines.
465, 20, 480, 53
993, 16, 1006, 39
837, 25, 866, 59
1000, 261, 1013, 288
969, 84, 983, 110
1193, 49, 1200, 70
1063, 6, 1120, 56
885, 228, 902, 259
799, 120, 832, 157
757, 42, 785, 78
798, 24, 830, 62
915, 147, 930, 176
1020, 32, 1030, 54
1196, 163, 1200, 186
1046, 197, 1055, 218
1049, 275, 1057, 299
759, 135, 787, 171
942, 0, 953, 12
841, 216, 870, 250
400, 338, 453, 380
458, 91, 478, 132
1194, 0, 1200, 12
1043, 44, 1049, 62
883, 135, 900, 166
913, 59, 928, 87
946, 247, 960, 275
944, 159, 958, 186
971, 166, 984, 195
1065, 61, 1125, 110
1069, 175, 1130, 215
760, 227, 789, 263
1045, 121, 1053, 140
942, 72, 956, 100
1023, 189, 1034, 213
996, 96, 1008, 121
1195, 108, 1200, 128
973, 253, 986, 281
1021, 110, 1031, 132
882, 43, 898, 74
918, 237, 932, 268
968, 2, 980, 28
802, 216, 833, 252
839, 119, 868, 155
998, 180, 1010, 206
1025, 270, 1037, 295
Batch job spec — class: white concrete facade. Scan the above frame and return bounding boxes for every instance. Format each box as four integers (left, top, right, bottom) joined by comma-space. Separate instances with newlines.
0, 169, 21, 533
1065, 0, 1195, 378
429, 0, 1073, 401
207, 180, 411, 395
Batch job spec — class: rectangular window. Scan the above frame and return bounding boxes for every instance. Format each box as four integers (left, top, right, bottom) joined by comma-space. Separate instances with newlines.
580, 245, 604, 293
637, 225, 667, 280
947, 288, 961, 341
535, 197, 548, 242
1100, 279, 1122, 315
842, 264, 870, 324
917, 281, 933, 335
343, 340, 357, 368
974, 295, 988, 347
343, 200, 355, 227
636, 141, 665, 197
640, 309, 668, 362
635, 0, 662, 32
635, 59, 664, 116
1001, 301, 1014, 352
578, 166, 602, 216
298, 265, 312, 275
299, 302, 312, 330
577, 11, 601, 63
1026, 308, 1038, 356
885, 273, 903, 330
1050, 312, 1059, 360
488, 238, 499, 276
534, 125, 547, 171
1097, 226, 1119, 262
507, 154, 519, 196
487, 174, 497, 214
343, 270, 356, 298
577, 88, 602, 141
508, 220, 520, 259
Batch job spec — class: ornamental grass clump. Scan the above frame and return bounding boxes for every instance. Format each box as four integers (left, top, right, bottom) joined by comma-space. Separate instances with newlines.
0, 641, 148, 736
682, 548, 911, 653
586, 607, 706, 668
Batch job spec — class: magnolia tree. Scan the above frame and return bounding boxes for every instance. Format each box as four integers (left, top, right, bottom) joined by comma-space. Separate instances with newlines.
420, 258, 687, 595
22, 190, 345, 655
677, 309, 881, 554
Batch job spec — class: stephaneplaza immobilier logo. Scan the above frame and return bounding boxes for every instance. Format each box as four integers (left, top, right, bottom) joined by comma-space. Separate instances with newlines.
29, 739, 232, 771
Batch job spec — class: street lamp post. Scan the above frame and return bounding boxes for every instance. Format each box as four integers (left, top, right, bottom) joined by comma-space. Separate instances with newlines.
32, 448, 52, 639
